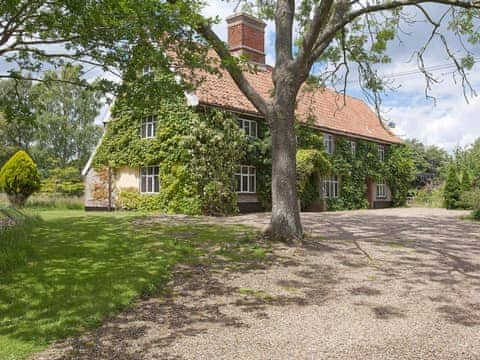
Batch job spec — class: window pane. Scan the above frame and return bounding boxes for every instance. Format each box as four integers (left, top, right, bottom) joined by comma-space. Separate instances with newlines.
236, 174, 241, 192
141, 176, 146, 193
154, 176, 159, 193
249, 175, 255, 193
242, 175, 248, 192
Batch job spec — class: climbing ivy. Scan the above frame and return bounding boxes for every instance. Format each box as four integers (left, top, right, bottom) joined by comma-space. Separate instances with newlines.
93, 66, 413, 214
93, 72, 247, 215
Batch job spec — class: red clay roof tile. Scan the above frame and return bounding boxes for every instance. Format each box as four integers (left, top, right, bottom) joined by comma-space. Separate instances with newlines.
194, 57, 401, 144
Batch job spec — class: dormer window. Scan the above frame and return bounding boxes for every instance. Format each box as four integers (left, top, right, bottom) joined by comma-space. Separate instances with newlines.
378, 144, 385, 161
323, 134, 334, 154
141, 115, 157, 138
237, 118, 258, 138
143, 65, 153, 77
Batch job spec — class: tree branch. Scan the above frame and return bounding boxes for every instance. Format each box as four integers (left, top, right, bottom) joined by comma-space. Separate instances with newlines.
296, 0, 335, 71
309, 0, 480, 65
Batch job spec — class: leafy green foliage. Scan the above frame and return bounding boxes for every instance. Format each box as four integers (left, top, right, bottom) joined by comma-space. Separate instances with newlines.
33, 65, 103, 170
404, 139, 449, 188
472, 207, 480, 221
412, 186, 445, 208
385, 145, 415, 206
94, 72, 247, 215
444, 165, 461, 209
0, 151, 41, 207
0, 80, 37, 155
296, 149, 331, 209
0, 0, 210, 88
0, 66, 103, 176
40, 167, 84, 197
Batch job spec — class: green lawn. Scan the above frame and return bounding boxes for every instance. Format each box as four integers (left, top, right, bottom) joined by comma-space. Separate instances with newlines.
0, 210, 266, 360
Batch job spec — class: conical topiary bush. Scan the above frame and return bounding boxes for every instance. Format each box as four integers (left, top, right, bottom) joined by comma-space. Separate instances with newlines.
0, 150, 41, 207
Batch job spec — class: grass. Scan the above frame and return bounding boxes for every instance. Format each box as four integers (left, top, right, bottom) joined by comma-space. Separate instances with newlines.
238, 288, 276, 302
410, 187, 444, 208
0, 193, 84, 210
0, 208, 38, 273
0, 209, 267, 360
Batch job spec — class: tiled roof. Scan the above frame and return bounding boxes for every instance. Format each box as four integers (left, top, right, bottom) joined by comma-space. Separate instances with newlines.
194, 58, 402, 144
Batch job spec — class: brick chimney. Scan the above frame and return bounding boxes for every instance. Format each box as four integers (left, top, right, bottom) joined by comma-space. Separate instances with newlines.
226, 13, 266, 64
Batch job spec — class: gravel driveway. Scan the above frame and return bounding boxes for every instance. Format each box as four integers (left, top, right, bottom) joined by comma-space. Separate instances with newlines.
36, 208, 480, 359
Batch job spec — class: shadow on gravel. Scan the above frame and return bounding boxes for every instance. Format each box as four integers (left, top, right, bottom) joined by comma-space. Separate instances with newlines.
36, 213, 480, 359
304, 213, 480, 327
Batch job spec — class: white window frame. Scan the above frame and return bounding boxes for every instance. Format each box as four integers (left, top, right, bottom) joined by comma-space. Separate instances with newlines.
143, 65, 153, 76
323, 133, 335, 154
378, 144, 385, 161
140, 166, 160, 194
235, 165, 256, 193
351, 141, 357, 156
237, 118, 258, 138
322, 175, 339, 199
141, 115, 157, 138
376, 179, 387, 199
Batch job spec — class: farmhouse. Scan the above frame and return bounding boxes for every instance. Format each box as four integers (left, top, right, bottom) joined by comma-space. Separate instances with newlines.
83, 12, 402, 213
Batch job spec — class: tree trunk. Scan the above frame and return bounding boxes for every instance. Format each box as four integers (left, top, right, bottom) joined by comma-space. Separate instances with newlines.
267, 91, 303, 243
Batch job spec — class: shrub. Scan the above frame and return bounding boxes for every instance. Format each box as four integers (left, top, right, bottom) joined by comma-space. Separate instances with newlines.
413, 186, 444, 208
0, 150, 41, 207
457, 190, 480, 210
385, 145, 415, 206
472, 207, 480, 221
444, 166, 461, 209
41, 167, 84, 196
116, 188, 163, 211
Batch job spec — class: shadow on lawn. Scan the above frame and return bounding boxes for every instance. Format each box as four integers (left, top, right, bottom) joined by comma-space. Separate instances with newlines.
0, 213, 267, 359
25, 212, 480, 359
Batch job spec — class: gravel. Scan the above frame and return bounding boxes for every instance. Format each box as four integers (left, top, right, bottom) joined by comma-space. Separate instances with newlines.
35, 208, 480, 360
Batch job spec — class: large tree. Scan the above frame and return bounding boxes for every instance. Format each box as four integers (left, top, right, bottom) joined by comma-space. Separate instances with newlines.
0, 66, 103, 172
405, 139, 449, 187
33, 65, 103, 170
193, 0, 480, 241
2, 0, 480, 241
0, 0, 209, 85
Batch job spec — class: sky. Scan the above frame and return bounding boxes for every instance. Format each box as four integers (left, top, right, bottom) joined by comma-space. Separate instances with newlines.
203, 1, 480, 152
1, 2, 479, 152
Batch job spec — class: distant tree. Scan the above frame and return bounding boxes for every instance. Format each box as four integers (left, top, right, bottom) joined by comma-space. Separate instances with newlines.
470, 138, 480, 185
0, 151, 41, 207
405, 139, 449, 188
33, 65, 103, 170
461, 169, 472, 191
0, 79, 37, 153
0, 66, 103, 173
444, 165, 461, 209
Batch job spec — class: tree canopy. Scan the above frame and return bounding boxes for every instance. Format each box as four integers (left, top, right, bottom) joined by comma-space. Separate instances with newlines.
0, 65, 103, 173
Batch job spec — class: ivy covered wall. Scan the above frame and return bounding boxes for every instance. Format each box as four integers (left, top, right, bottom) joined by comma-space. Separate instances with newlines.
91, 68, 414, 214
93, 73, 247, 215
